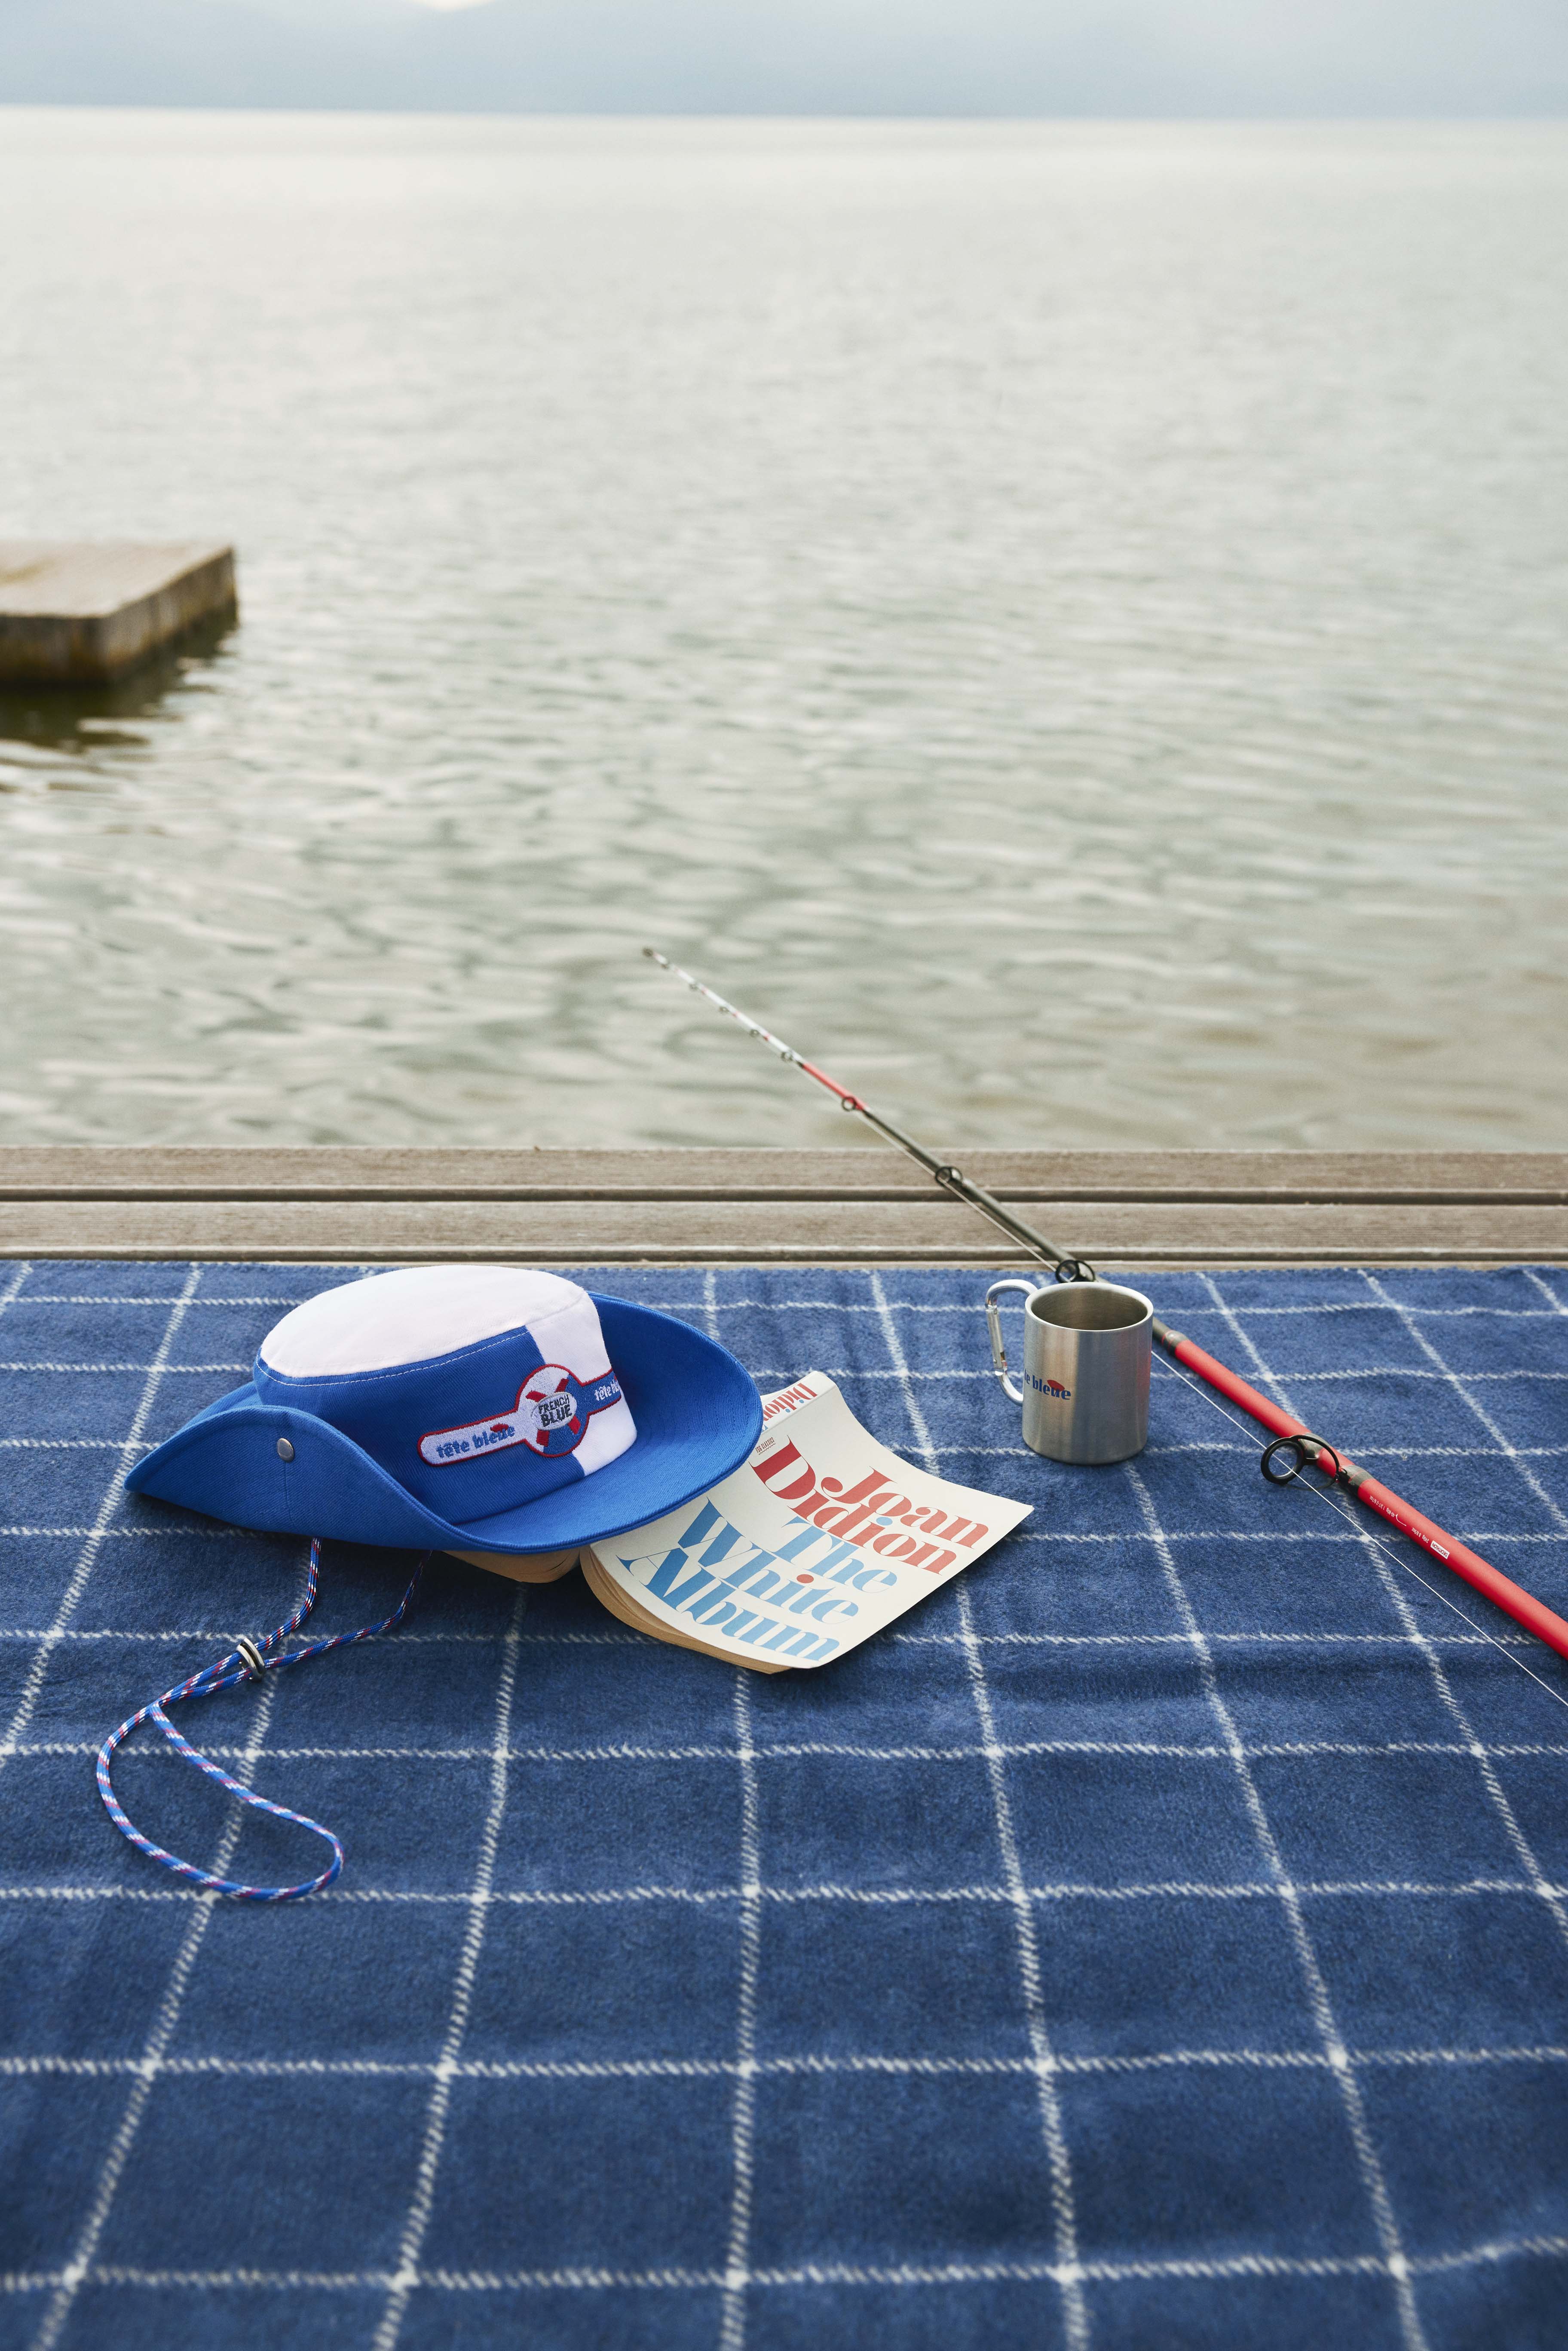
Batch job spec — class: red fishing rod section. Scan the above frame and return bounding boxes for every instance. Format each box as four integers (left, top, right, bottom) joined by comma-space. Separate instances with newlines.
644, 948, 1568, 1669
1158, 1325, 1568, 1664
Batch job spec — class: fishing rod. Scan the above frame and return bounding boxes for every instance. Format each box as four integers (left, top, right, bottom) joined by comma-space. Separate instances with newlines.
644, 946, 1568, 1668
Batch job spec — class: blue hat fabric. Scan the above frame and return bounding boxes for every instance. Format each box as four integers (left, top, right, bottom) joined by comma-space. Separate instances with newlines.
126, 1266, 763, 1555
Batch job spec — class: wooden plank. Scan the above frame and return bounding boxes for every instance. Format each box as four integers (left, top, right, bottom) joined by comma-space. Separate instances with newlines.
2, 1147, 1565, 1207
3, 1193, 1565, 1265
4, 1149, 1563, 1263
0, 543, 236, 683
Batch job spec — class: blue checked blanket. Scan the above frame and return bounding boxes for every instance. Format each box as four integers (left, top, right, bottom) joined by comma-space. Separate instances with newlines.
3, 1259, 1568, 2351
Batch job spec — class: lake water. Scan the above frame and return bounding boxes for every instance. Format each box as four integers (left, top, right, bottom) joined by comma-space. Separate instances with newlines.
1, 111, 1565, 1155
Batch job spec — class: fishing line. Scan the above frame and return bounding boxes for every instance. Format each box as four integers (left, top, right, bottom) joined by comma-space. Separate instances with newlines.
1152, 1355, 1568, 1720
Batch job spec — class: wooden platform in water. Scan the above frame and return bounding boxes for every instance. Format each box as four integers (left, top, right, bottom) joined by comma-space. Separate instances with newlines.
0, 543, 236, 683
1, 1149, 1564, 1266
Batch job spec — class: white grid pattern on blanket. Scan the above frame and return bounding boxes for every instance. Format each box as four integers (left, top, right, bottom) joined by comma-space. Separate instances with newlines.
2, 1259, 1568, 2351
870, 1266, 1091, 2350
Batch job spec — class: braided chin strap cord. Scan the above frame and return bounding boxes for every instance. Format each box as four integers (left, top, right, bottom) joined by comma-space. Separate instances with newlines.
95, 1539, 429, 1902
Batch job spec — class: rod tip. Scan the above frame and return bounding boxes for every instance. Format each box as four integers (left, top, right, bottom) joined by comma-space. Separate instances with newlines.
641, 946, 665, 963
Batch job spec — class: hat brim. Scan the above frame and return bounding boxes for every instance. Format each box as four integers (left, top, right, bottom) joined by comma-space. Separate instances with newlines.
126, 1297, 763, 1555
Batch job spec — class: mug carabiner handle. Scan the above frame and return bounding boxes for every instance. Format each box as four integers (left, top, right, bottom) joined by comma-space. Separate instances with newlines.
985, 1279, 1038, 1406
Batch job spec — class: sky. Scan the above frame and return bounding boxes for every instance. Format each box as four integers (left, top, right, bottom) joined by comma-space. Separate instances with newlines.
0, 0, 1564, 113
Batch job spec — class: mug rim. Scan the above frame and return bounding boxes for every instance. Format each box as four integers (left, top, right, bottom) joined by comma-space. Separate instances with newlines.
1027, 1280, 1153, 1334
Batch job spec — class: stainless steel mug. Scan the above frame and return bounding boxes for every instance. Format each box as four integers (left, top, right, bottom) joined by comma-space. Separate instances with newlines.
985, 1278, 1153, 1465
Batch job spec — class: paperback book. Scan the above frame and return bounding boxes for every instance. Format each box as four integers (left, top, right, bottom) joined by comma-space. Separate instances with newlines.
576, 1371, 1031, 1671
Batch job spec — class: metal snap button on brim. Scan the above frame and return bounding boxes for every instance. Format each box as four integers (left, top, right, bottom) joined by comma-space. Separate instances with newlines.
276, 1438, 295, 1461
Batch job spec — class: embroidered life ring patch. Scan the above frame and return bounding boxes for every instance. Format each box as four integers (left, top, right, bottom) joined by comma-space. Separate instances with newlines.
419, 1367, 624, 1467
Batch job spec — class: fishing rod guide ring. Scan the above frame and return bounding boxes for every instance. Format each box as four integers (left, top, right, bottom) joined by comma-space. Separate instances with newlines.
1260, 1432, 1343, 1486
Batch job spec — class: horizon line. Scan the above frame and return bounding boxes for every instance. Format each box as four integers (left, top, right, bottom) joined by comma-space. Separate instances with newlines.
3, 102, 1566, 123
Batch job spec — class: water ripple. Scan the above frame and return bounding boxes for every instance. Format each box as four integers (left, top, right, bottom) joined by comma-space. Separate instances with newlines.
0, 116, 1564, 1151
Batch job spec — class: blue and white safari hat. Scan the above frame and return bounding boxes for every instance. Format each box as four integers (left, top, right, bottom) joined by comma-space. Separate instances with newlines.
127, 1265, 763, 1557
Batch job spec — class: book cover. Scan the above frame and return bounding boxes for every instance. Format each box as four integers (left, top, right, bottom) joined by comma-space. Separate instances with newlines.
582, 1371, 1031, 1672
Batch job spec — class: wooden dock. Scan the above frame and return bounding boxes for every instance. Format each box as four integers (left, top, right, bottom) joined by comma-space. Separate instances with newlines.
0, 543, 236, 684
2, 1149, 1564, 1265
